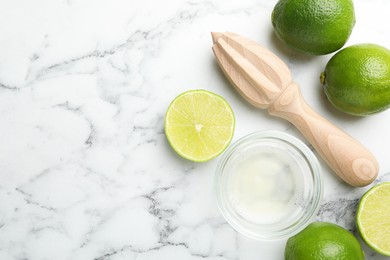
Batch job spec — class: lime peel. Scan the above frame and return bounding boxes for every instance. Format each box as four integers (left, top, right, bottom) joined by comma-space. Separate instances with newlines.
322, 44, 390, 116
285, 222, 365, 260
272, 0, 355, 55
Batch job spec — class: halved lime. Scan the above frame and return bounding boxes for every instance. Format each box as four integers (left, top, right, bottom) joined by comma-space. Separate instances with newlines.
357, 182, 390, 256
164, 90, 235, 162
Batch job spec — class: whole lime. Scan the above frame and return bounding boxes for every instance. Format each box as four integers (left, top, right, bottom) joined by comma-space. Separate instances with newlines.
271, 0, 355, 55
321, 44, 390, 116
285, 222, 364, 260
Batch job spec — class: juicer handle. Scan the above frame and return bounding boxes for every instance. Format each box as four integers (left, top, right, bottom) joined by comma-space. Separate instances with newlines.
268, 82, 379, 187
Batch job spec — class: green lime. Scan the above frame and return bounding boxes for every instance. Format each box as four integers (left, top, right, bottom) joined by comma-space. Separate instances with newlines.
321, 44, 390, 116
356, 182, 390, 256
271, 0, 355, 55
164, 90, 235, 162
285, 222, 365, 260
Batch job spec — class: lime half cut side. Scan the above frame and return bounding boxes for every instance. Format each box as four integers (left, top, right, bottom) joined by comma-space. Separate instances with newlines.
357, 182, 390, 256
164, 90, 235, 162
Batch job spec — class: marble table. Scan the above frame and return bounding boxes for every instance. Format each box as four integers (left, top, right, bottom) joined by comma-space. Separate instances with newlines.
0, 0, 389, 259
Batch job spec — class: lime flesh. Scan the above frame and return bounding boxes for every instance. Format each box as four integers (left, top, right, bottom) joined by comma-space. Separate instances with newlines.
164, 90, 235, 162
357, 182, 390, 256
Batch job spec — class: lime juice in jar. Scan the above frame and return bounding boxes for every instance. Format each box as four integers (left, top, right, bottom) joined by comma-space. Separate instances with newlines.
215, 131, 322, 240
227, 147, 304, 224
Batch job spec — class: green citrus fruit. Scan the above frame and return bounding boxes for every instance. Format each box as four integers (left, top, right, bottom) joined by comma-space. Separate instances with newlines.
321, 44, 390, 116
285, 222, 365, 260
271, 0, 355, 55
164, 90, 235, 162
356, 182, 390, 256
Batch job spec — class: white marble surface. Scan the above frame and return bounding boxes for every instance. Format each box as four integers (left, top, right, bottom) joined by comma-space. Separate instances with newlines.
0, 0, 389, 259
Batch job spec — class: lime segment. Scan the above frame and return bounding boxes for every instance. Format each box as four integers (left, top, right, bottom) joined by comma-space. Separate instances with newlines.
357, 182, 390, 256
164, 90, 235, 162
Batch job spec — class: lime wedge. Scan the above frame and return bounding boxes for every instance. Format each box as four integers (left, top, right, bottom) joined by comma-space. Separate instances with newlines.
164, 90, 235, 162
357, 182, 390, 256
